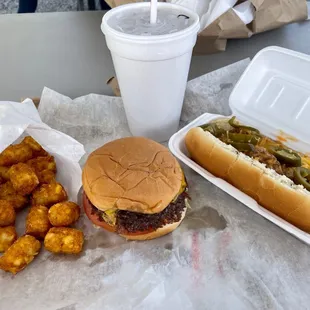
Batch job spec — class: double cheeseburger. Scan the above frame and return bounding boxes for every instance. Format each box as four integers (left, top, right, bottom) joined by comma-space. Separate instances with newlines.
82, 137, 189, 240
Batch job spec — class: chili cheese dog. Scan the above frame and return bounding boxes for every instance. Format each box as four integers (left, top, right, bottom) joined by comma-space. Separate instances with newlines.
185, 116, 310, 232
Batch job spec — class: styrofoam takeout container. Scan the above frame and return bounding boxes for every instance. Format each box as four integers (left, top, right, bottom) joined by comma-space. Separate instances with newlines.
169, 46, 310, 244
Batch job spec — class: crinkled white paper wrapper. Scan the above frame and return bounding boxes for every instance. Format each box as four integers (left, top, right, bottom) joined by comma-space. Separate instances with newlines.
0, 99, 85, 202
1, 59, 310, 310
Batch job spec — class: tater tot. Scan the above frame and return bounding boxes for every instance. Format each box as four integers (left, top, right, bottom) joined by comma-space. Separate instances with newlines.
27, 156, 56, 173
36, 170, 56, 184
0, 143, 33, 166
31, 182, 68, 207
21, 136, 48, 157
44, 227, 84, 254
0, 200, 16, 226
0, 226, 17, 252
0, 181, 16, 196
0, 235, 41, 274
26, 206, 51, 239
48, 202, 80, 226
27, 156, 57, 184
0, 166, 10, 181
9, 163, 39, 195
0, 182, 29, 210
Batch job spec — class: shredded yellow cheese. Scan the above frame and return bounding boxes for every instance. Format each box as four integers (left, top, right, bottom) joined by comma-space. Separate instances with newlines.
301, 157, 310, 169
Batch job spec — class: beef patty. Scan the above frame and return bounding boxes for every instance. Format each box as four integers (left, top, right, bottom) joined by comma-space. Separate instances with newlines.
89, 191, 188, 233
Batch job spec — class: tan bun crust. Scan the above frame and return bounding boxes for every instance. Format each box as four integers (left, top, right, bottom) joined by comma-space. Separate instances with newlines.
82, 137, 184, 214
185, 127, 310, 232
120, 207, 187, 241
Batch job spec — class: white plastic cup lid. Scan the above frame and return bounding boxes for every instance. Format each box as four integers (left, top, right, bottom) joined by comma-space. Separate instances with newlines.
101, 2, 200, 43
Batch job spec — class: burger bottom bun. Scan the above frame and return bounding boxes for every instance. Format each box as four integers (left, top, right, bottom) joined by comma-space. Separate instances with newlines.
185, 127, 310, 233
120, 207, 187, 241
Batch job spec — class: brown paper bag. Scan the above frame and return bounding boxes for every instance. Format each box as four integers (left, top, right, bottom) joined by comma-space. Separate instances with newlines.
252, 0, 308, 33
193, 36, 227, 55
106, 77, 121, 97
200, 8, 252, 39
191, 4, 252, 54
20, 97, 41, 108
104, 0, 308, 54
197, 0, 307, 53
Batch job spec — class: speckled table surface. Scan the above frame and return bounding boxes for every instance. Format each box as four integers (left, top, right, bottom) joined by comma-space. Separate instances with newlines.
0, 10, 309, 101
1, 59, 310, 310
0, 8, 310, 309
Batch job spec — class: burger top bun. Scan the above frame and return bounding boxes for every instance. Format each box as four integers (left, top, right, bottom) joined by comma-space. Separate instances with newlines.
82, 137, 184, 214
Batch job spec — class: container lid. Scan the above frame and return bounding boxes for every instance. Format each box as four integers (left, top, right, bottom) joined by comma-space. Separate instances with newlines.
229, 46, 310, 154
101, 2, 200, 43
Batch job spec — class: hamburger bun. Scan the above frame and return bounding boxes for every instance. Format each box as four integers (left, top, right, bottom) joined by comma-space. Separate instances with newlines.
82, 137, 184, 214
82, 137, 188, 240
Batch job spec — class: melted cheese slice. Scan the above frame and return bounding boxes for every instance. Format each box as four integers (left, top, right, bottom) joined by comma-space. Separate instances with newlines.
101, 209, 117, 226
172, 174, 187, 202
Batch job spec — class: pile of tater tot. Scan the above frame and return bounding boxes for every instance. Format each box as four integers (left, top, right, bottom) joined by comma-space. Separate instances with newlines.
0, 136, 84, 274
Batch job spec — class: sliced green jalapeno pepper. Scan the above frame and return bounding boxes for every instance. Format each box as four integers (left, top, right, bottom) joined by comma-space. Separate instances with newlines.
200, 123, 225, 137
227, 133, 261, 145
268, 146, 302, 167
294, 167, 310, 190
228, 116, 260, 134
229, 142, 255, 152
299, 167, 310, 178
200, 123, 212, 131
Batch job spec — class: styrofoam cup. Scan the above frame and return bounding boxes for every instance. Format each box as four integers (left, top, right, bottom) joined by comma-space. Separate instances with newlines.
101, 3, 200, 142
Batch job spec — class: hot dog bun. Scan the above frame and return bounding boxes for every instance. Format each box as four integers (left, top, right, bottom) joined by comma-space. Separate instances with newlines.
185, 127, 310, 232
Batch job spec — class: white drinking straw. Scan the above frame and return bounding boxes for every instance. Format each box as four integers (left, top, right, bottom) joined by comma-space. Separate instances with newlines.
150, 0, 158, 24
